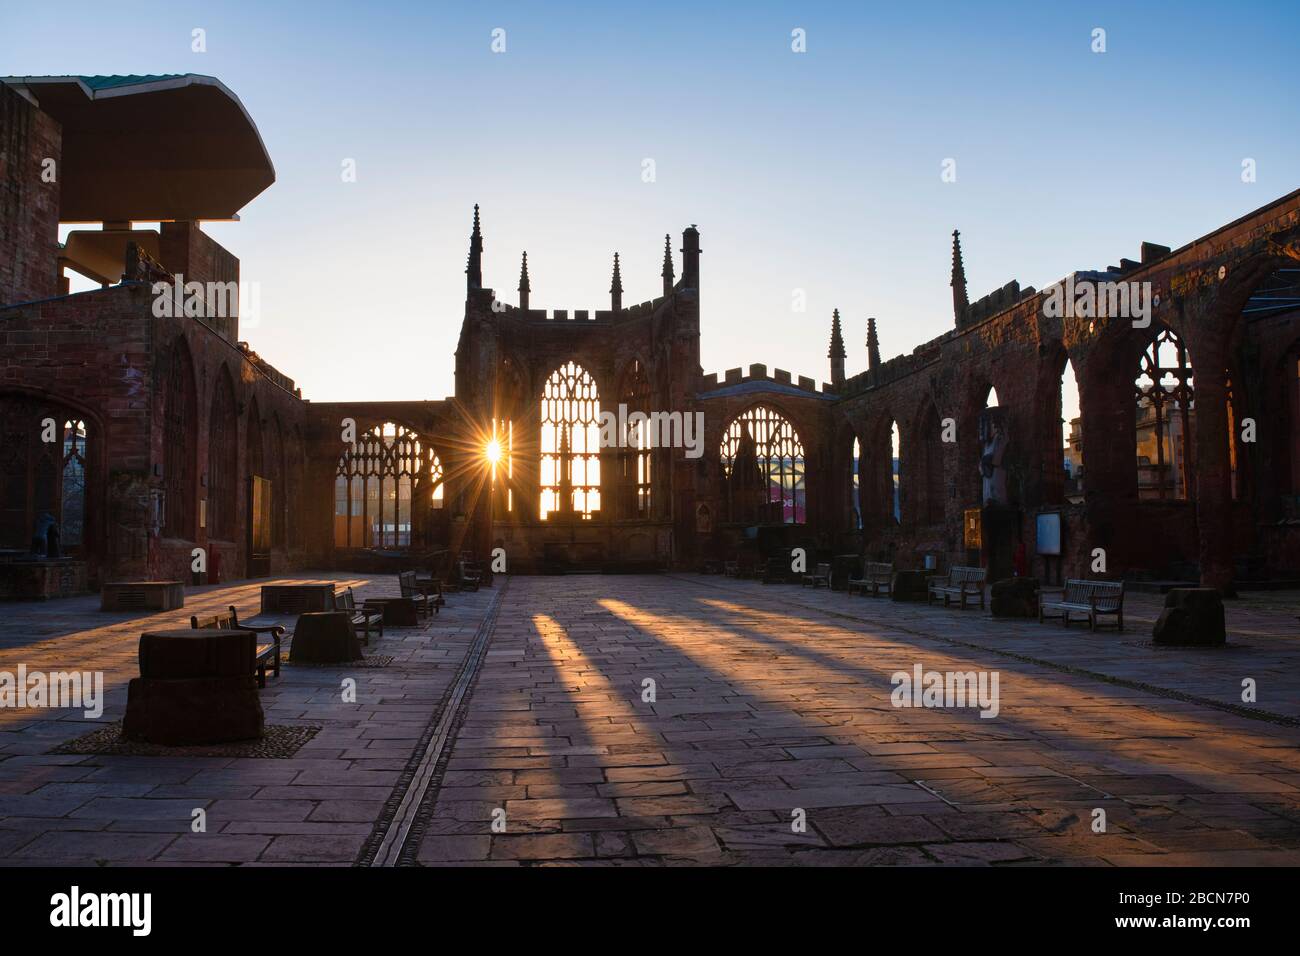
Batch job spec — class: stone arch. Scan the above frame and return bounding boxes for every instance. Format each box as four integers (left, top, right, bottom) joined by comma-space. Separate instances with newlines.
539, 361, 603, 520
1035, 343, 1084, 506
616, 358, 654, 519
911, 399, 946, 526
834, 419, 863, 533
245, 395, 264, 479
719, 402, 807, 525
1134, 325, 1195, 501
162, 336, 198, 539
334, 421, 445, 550
0, 390, 103, 559
207, 365, 239, 542
269, 413, 287, 548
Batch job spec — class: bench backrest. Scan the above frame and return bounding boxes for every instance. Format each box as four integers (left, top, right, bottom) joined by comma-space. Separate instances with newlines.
1064, 578, 1123, 609
1063, 579, 1093, 604
398, 570, 415, 596
814, 563, 831, 575
950, 566, 985, 584
338, 588, 356, 611
191, 610, 235, 630
1091, 582, 1124, 611
1066, 580, 1128, 608
866, 562, 894, 577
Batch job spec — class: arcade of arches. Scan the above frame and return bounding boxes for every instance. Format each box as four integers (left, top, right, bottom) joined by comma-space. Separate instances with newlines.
2, 80, 1299, 595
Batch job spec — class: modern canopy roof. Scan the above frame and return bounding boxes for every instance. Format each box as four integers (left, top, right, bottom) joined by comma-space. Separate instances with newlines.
1, 73, 275, 222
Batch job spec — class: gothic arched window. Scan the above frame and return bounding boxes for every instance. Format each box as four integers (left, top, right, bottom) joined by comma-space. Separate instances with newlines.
918, 404, 945, 524
1135, 329, 1195, 501
619, 360, 653, 518
720, 405, 806, 525
60, 420, 87, 547
540, 362, 601, 520
208, 370, 238, 541
0, 399, 91, 554
489, 417, 513, 513
269, 416, 287, 547
163, 339, 197, 539
851, 434, 862, 530
334, 422, 444, 549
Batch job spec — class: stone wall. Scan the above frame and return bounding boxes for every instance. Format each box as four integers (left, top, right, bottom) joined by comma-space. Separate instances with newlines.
0, 83, 61, 307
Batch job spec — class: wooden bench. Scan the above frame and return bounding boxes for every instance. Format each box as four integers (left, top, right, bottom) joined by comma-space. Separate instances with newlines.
337, 586, 383, 643
456, 558, 482, 592
762, 553, 792, 585
1039, 579, 1125, 631
849, 562, 894, 597
722, 559, 740, 577
801, 562, 831, 588
399, 570, 443, 617
927, 566, 987, 610
190, 606, 285, 687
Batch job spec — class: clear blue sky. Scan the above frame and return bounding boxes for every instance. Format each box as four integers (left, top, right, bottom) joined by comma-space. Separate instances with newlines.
4, 0, 1297, 404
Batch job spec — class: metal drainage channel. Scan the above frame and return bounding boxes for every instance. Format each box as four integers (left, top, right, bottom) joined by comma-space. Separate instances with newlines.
357, 578, 507, 866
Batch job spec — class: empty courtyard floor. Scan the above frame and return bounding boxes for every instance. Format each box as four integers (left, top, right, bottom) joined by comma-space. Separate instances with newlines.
2, 573, 1299, 866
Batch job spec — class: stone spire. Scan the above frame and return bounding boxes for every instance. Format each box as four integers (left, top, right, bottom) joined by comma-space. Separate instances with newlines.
610, 252, 623, 311
661, 234, 674, 297
466, 204, 484, 293
866, 316, 881, 370
517, 251, 530, 311
828, 308, 846, 387
951, 229, 968, 325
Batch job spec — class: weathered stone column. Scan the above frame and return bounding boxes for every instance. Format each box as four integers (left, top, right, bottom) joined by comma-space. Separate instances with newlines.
1189, 325, 1235, 594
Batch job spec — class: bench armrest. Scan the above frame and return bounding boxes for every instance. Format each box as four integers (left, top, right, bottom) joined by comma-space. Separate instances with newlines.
239, 622, 286, 638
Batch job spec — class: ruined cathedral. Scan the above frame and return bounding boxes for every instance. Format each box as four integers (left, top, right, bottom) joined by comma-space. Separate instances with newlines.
3, 74, 1299, 598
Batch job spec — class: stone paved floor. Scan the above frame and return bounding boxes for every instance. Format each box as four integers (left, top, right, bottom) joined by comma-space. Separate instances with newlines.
416, 575, 1300, 866
2, 573, 1299, 866
0, 573, 495, 865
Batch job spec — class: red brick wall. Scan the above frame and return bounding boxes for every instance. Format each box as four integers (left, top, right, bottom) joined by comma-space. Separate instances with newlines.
156, 221, 241, 342
1, 278, 313, 584
0, 83, 61, 307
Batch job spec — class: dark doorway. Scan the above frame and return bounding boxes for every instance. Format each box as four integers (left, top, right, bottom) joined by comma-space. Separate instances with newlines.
247, 475, 272, 577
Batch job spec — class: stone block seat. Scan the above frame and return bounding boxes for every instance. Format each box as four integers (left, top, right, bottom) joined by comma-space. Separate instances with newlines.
992, 576, 1040, 618
123, 629, 265, 744
890, 569, 930, 602
361, 596, 421, 627
101, 580, 184, 611
260, 583, 336, 614
1153, 587, 1226, 646
190, 606, 285, 686
289, 611, 363, 664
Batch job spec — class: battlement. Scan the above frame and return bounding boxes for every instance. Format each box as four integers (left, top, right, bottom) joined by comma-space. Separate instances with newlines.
840, 335, 946, 398
958, 279, 1037, 328
495, 294, 670, 324
699, 363, 835, 398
